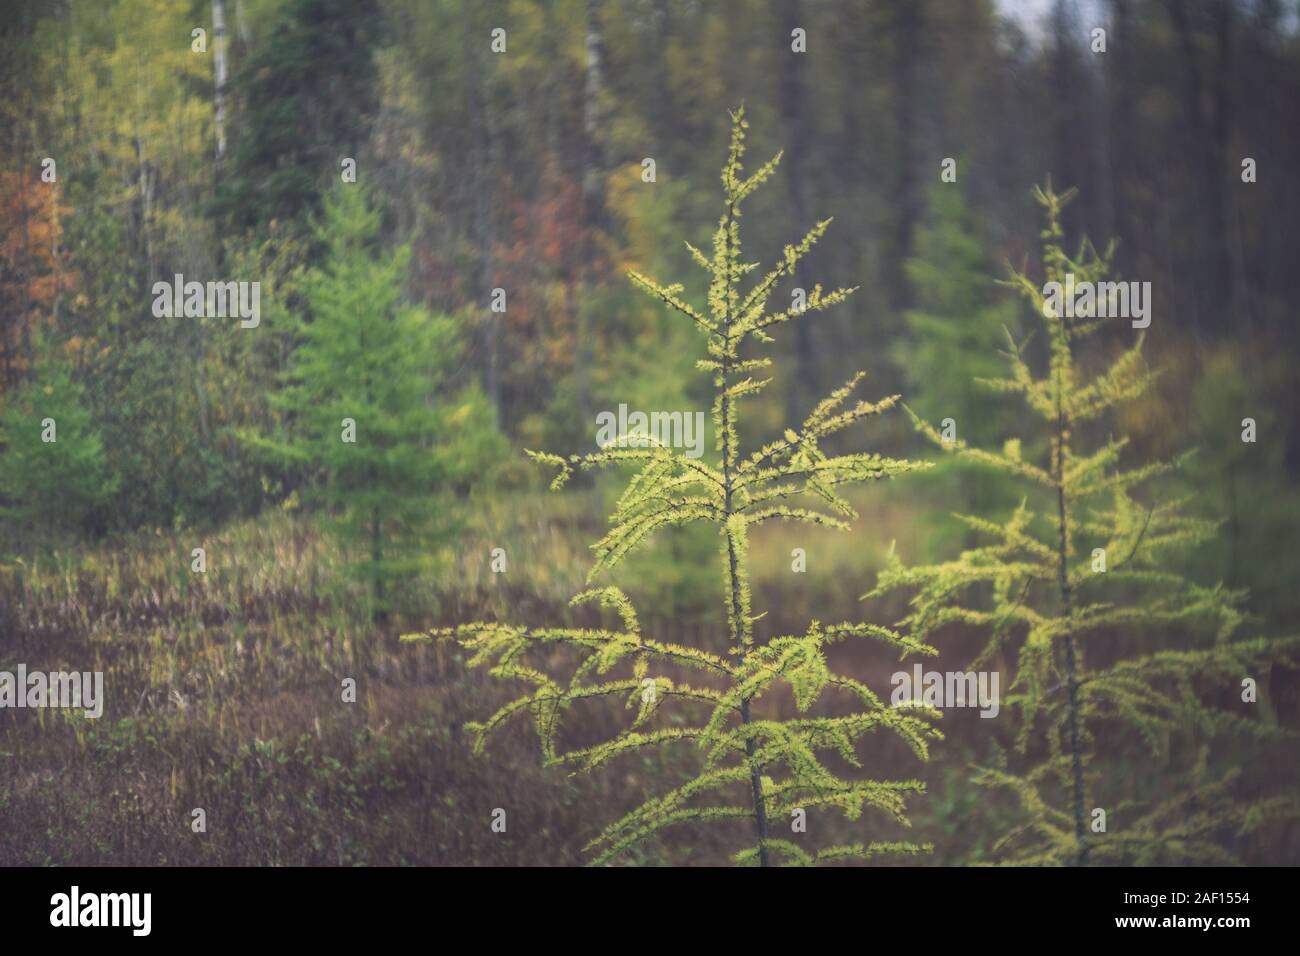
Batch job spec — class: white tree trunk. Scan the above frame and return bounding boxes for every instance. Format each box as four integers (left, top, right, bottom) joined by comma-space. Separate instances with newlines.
213, 0, 228, 178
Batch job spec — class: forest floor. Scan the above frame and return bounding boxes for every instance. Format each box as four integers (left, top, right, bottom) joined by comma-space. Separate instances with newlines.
1, 488, 1294, 865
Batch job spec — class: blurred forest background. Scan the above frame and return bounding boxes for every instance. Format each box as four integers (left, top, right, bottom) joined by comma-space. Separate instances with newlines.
1, 0, 1298, 865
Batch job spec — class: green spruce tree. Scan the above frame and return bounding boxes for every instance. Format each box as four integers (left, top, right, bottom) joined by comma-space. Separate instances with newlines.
871, 184, 1299, 865
406, 109, 940, 866
892, 181, 1020, 549
0, 344, 117, 546
894, 181, 1015, 446
213, 0, 383, 236
252, 185, 494, 621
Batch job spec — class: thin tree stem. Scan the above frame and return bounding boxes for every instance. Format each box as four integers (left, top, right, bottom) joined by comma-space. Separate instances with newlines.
1055, 401, 1088, 866
720, 193, 770, 867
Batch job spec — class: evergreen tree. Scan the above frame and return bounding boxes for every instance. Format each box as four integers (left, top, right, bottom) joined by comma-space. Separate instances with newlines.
0, 344, 116, 545
894, 181, 1016, 455
253, 185, 493, 620
871, 184, 1299, 865
214, 0, 384, 236
406, 110, 940, 866
892, 181, 1020, 548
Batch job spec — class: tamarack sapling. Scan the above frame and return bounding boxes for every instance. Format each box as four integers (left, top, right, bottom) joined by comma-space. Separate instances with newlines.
405, 109, 941, 866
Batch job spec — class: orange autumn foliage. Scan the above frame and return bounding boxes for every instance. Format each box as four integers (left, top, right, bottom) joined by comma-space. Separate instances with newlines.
0, 165, 76, 390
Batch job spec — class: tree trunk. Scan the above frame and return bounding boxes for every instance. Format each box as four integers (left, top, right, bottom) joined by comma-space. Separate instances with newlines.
779, 0, 819, 423
1167, 0, 1234, 336
719, 197, 770, 867
890, 0, 922, 318
371, 505, 385, 623
1054, 397, 1088, 866
1107, 0, 1134, 248
1050, 0, 1078, 221
576, 0, 607, 427
213, 0, 228, 183
464, 0, 499, 426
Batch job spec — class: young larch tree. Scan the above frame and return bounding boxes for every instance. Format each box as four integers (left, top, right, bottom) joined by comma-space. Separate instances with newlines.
406, 109, 941, 866
871, 184, 1298, 865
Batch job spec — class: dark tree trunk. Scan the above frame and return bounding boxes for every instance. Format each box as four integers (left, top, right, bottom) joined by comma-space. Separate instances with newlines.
464, 0, 499, 426
1167, 0, 1235, 336
780, 0, 819, 423
890, 0, 922, 316
576, 0, 608, 427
